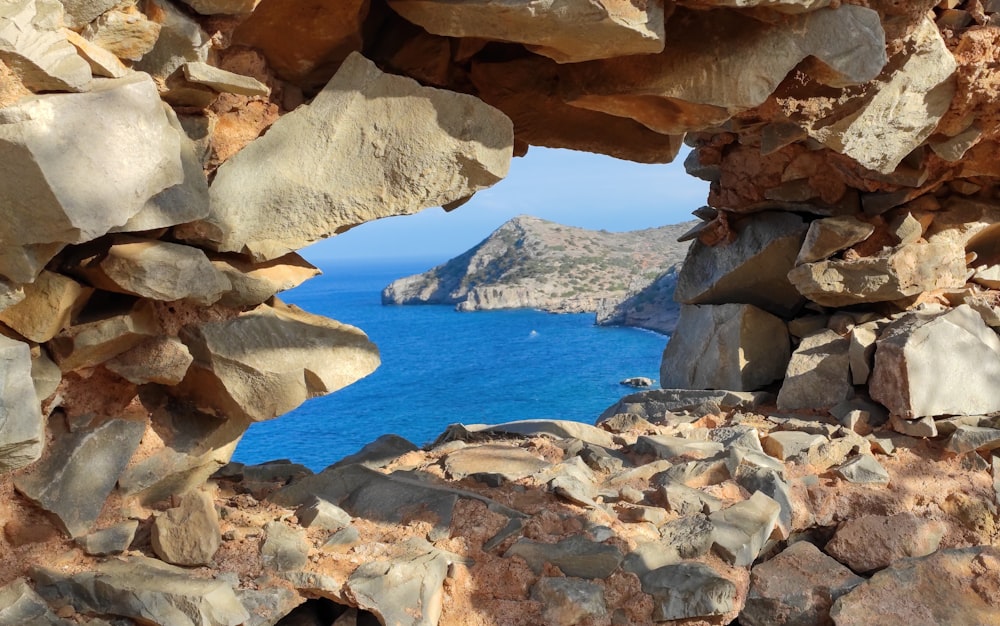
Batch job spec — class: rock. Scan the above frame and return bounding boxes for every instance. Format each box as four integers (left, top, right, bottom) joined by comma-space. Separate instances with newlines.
0, 577, 66, 626
180, 52, 512, 261
640, 562, 737, 622
661, 482, 723, 516
632, 435, 724, 460
0, 72, 183, 283
443, 443, 550, 483
740, 541, 864, 626
180, 62, 269, 96
872, 306, 1000, 418
547, 456, 601, 508
212, 252, 319, 308
888, 413, 938, 438
833, 454, 890, 484
30, 348, 61, 403
295, 497, 352, 531
178, 0, 257, 15
0, 0, 91, 92
796, 216, 876, 265
734, 467, 793, 540
32, 556, 250, 626
599, 388, 773, 424
134, 0, 210, 79
799, 17, 957, 174
176, 301, 380, 422
62, 28, 129, 78
0, 335, 43, 472
709, 491, 781, 567
236, 578, 303, 626
465, 419, 616, 449
531, 577, 607, 626
788, 241, 970, 307
105, 336, 193, 385
848, 321, 879, 385
620, 376, 653, 388
661, 303, 791, 391
14, 417, 145, 537
762, 431, 826, 462
328, 434, 417, 470
76, 520, 138, 556
151, 490, 222, 566
345, 538, 454, 626
76, 238, 231, 305
48, 300, 159, 372
622, 515, 714, 575
776, 329, 853, 411
825, 513, 947, 573
260, 522, 309, 572
57, 0, 121, 29
505, 535, 623, 579
830, 546, 1000, 625
659, 456, 731, 488
674, 212, 808, 317
561, 5, 886, 134
946, 425, 1000, 453
81, 6, 161, 61
388, 0, 665, 63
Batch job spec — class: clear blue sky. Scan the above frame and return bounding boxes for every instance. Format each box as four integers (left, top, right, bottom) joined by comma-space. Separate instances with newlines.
302, 146, 709, 264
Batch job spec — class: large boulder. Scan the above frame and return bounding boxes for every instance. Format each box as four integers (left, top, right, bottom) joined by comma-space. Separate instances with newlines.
870, 305, 1000, 418
776, 329, 853, 411
0, 335, 43, 472
178, 52, 512, 261
661, 303, 791, 391
0, 0, 91, 92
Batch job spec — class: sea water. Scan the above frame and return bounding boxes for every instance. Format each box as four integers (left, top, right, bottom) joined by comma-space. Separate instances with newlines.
233, 259, 668, 471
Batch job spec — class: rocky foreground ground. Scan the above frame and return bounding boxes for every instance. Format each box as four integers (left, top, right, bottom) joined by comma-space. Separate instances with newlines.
4, 389, 999, 626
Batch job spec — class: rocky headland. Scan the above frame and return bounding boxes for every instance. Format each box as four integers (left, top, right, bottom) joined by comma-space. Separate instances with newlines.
381, 216, 692, 320
0, 0, 999, 625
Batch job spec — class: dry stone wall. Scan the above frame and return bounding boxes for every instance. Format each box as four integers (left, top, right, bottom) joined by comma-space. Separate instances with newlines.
0, 0, 999, 625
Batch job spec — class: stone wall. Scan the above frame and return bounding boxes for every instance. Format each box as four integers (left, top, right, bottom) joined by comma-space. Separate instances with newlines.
0, 0, 999, 624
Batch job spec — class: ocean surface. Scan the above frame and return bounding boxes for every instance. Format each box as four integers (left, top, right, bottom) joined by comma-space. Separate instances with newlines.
233, 259, 669, 471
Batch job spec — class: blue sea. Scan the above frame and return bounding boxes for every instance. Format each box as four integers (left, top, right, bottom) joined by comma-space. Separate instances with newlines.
233, 259, 668, 471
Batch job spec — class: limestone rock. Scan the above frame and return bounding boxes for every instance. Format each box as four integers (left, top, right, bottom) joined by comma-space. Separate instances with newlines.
632, 435, 724, 461
212, 252, 319, 308
505, 535, 623, 579
134, 0, 210, 79
181, 62, 269, 96
48, 300, 159, 372
30, 348, 60, 403
640, 562, 737, 622
661, 303, 790, 391
622, 515, 715, 574
0, 0, 91, 92
180, 53, 512, 261
561, 5, 885, 134
531, 577, 607, 626
178, 0, 258, 15
870, 305, 1000, 418
734, 466, 793, 540
830, 546, 1000, 625
709, 491, 781, 566
947, 425, 1000, 453
777, 329, 853, 411
0, 335, 44, 472
176, 301, 380, 422
848, 321, 879, 385
796, 216, 875, 265
662, 482, 723, 516
105, 336, 193, 385
695, 0, 831, 12
599, 388, 772, 424
0, 271, 91, 344
295, 497, 352, 531
75, 238, 231, 305
788, 241, 970, 307
388, 0, 665, 63
825, 513, 947, 573
762, 431, 826, 462
81, 6, 161, 61
740, 540, 864, 626
0, 72, 183, 282
14, 417, 145, 537
328, 433, 418, 470
57, 0, 122, 29
32, 556, 249, 626
260, 521, 309, 572
465, 419, 616, 449
889, 413, 938, 438
62, 28, 129, 78
443, 443, 550, 483
675, 212, 808, 317
833, 454, 889, 484
152, 490, 221, 566
0, 577, 66, 626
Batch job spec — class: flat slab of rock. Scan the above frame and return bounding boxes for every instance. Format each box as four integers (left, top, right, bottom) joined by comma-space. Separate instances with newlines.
640, 562, 737, 622
105, 336, 193, 386
709, 491, 781, 567
179, 52, 512, 261
0, 577, 67, 625
834, 454, 889, 484
623, 515, 715, 575
48, 301, 159, 372
777, 329, 853, 411
599, 388, 772, 423
466, 419, 616, 449
443, 443, 550, 482
532, 577, 608, 626
296, 497, 352, 531
0, 335, 44, 472
741, 540, 864, 626
152, 490, 221, 566
795, 216, 876, 264
831, 546, 1000, 625
505, 535, 623, 579
32, 556, 249, 626
261, 522, 309, 572
76, 521, 138, 557
825, 513, 946, 573
0, 0, 91, 92
213, 252, 320, 308
947, 425, 1000, 453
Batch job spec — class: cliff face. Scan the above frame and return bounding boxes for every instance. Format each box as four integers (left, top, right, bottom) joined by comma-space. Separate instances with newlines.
382, 215, 692, 315
1, 0, 1000, 624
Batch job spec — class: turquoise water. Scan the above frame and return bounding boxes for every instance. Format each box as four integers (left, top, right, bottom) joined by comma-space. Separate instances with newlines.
233, 259, 668, 471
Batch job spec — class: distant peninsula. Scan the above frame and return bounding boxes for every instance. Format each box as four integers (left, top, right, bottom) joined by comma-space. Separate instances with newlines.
381, 216, 693, 334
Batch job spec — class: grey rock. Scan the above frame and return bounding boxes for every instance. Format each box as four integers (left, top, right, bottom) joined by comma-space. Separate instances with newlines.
531, 577, 607, 626
0, 335, 44, 472
443, 443, 550, 483
825, 513, 947, 573
830, 398, 889, 431
236, 578, 302, 626
31, 556, 249, 626
622, 515, 714, 575
321, 526, 360, 553
599, 388, 773, 424
661, 303, 791, 391
105, 336, 193, 386
76, 521, 138, 556
261, 522, 309, 572
632, 435, 724, 460
0, 577, 68, 626
0, 0, 91, 92
620, 376, 654, 388
242, 460, 312, 484
505, 535, 623, 579
151, 490, 221, 566
295, 497, 352, 531
889, 414, 938, 438
709, 491, 781, 566
134, 0, 210, 79
661, 482, 723, 516
177, 0, 257, 14
212, 252, 320, 309
179, 52, 512, 261
48, 300, 159, 372
741, 541, 864, 626
465, 419, 616, 449
848, 321, 879, 385
834, 455, 890, 484
181, 62, 269, 96
675, 212, 808, 316
735, 467, 793, 540
777, 329, 854, 411
57, 0, 121, 29
14, 417, 145, 537
659, 456, 731, 488
795, 215, 875, 264
871, 305, 1000, 418
546, 456, 601, 508
329, 434, 418, 470
762, 431, 826, 461
640, 562, 737, 622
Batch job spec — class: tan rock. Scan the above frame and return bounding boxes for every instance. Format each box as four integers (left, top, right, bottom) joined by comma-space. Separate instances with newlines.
151, 490, 221, 566
179, 53, 512, 261
58, 0, 128, 29
181, 61, 270, 96
776, 329, 853, 411
48, 300, 159, 372
388, 0, 666, 63
105, 336, 193, 385
175, 300, 380, 422
0, 271, 92, 343
690, 0, 830, 12
62, 28, 130, 78
177, 0, 258, 14
0, 0, 92, 92
81, 5, 161, 62
795, 216, 875, 265
212, 252, 319, 308
825, 513, 948, 572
